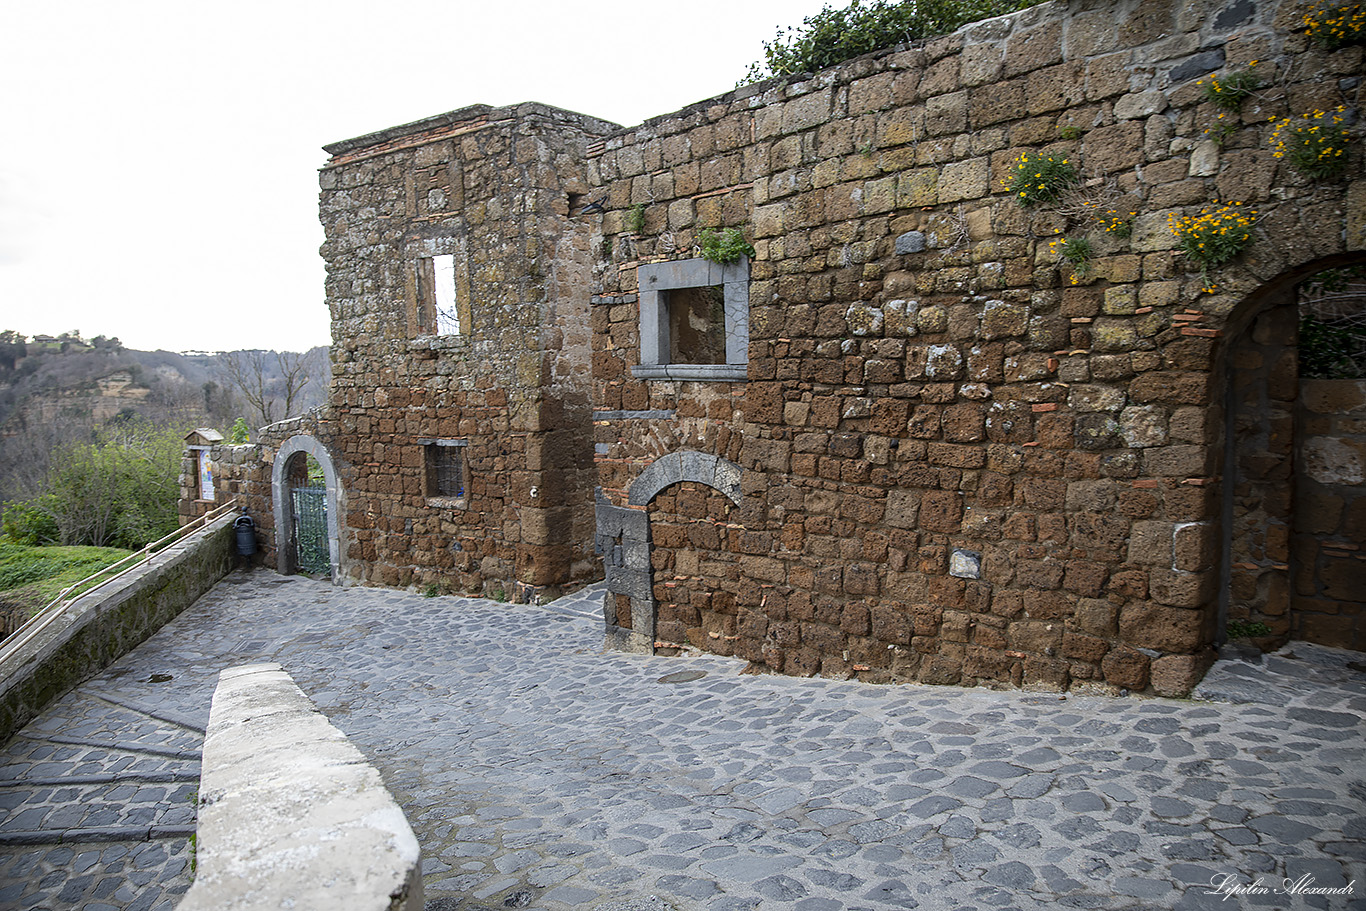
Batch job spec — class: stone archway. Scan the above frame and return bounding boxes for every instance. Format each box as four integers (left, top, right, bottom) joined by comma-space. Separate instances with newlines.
1219, 255, 1366, 651
597, 450, 743, 653
272, 435, 342, 582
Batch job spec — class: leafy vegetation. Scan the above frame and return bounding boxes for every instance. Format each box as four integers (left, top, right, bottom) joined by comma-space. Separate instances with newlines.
1268, 106, 1353, 180
1167, 202, 1258, 291
0, 332, 328, 517
1226, 619, 1272, 639
743, 0, 1047, 82
1300, 313, 1366, 378
1003, 152, 1078, 207
1302, 1, 1365, 49
4, 418, 183, 550
697, 228, 756, 265
1199, 65, 1262, 112
1298, 265, 1366, 379
1049, 234, 1093, 285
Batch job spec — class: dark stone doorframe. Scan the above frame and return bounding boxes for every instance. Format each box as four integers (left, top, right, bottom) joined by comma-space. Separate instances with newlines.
597, 450, 744, 653
271, 435, 343, 582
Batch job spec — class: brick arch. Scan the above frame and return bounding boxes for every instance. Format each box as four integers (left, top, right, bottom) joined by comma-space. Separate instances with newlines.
627, 450, 743, 507
271, 434, 343, 582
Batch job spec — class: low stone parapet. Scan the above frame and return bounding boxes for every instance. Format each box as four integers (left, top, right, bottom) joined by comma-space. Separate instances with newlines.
180, 662, 422, 911
0, 512, 236, 745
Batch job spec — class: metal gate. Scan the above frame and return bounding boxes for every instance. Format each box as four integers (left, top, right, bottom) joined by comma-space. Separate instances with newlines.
291, 486, 330, 575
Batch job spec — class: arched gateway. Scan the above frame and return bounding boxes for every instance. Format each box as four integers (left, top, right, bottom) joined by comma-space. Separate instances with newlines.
271, 435, 342, 582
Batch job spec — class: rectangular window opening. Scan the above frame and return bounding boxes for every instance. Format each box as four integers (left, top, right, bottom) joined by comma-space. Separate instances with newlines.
416, 254, 461, 337
633, 257, 749, 382
424, 440, 468, 503
667, 286, 726, 365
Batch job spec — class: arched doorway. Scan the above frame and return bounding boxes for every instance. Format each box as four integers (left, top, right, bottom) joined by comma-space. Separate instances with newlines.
647, 480, 741, 654
1220, 257, 1366, 651
272, 435, 342, 582
597, 450, 744, 654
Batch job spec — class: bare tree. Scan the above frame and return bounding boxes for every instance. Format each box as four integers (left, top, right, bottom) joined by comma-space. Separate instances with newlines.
217, 350, 312, 428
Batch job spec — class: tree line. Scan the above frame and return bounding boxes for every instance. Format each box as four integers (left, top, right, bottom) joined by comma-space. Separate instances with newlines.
0, 333, 328, 549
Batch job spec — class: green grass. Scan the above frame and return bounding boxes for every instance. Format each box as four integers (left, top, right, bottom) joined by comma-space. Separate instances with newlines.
0, 537, 134, 624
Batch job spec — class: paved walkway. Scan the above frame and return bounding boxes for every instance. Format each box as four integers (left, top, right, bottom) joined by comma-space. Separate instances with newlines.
1, 570, 1363, 911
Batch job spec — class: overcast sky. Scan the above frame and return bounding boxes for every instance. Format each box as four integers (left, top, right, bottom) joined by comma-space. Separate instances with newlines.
2, 0, 832, 354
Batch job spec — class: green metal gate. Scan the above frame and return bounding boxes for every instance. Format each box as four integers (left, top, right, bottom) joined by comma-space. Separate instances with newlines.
291, 486, 330, 575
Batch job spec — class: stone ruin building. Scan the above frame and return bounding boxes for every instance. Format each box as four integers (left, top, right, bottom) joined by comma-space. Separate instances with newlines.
182, 0, 1366, 697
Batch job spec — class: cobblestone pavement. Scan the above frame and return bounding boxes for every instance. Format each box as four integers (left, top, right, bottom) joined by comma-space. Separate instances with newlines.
1, 570, 1364, 911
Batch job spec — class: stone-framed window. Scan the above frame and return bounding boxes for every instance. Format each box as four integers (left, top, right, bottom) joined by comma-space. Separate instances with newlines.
633, 257, 748, 382
415, 254, 462, 336
421, 439, 468, 507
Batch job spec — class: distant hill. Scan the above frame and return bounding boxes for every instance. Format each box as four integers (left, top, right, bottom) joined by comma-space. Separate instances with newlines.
0, 331, 330, 503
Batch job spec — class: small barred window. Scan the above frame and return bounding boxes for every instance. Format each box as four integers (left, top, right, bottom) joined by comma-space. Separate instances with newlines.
423, 440, 468, 503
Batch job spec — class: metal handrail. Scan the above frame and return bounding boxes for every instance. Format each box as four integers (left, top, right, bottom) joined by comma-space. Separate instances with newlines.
0, 499, 240, 666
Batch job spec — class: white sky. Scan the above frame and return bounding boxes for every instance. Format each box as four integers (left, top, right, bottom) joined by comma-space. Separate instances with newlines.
1, 0, 832, 353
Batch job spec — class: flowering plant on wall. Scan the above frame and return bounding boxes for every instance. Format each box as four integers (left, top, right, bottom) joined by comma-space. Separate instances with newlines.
1168, 202, 1258, 292
1268, 107, 1354, 179
1199, 64, 1261, 112
1303, 1, 1365, 48
1099, 208, 1136, 238
1003, 151, 1077, 206
1049, 234, 1093, 285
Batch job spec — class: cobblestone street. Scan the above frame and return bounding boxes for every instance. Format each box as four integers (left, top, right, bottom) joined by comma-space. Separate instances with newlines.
1, 570, 1363, 910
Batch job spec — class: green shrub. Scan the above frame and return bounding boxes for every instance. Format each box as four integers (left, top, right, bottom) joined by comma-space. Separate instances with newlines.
697, 228, 756, 265
2, 498, 60, 546
744, 0, 1047, 81
39, 419, 183, 550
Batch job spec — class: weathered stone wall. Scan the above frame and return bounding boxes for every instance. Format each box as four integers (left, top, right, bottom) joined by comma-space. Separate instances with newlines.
171, 0, 1362, 692
181, 440, 273, 560
586, 0, 1364, 693
1295, 378, 1366, 648
317, 104, 618, 597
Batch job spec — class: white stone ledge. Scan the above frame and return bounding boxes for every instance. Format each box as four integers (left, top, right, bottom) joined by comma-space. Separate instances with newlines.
179, 663, 422, 911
